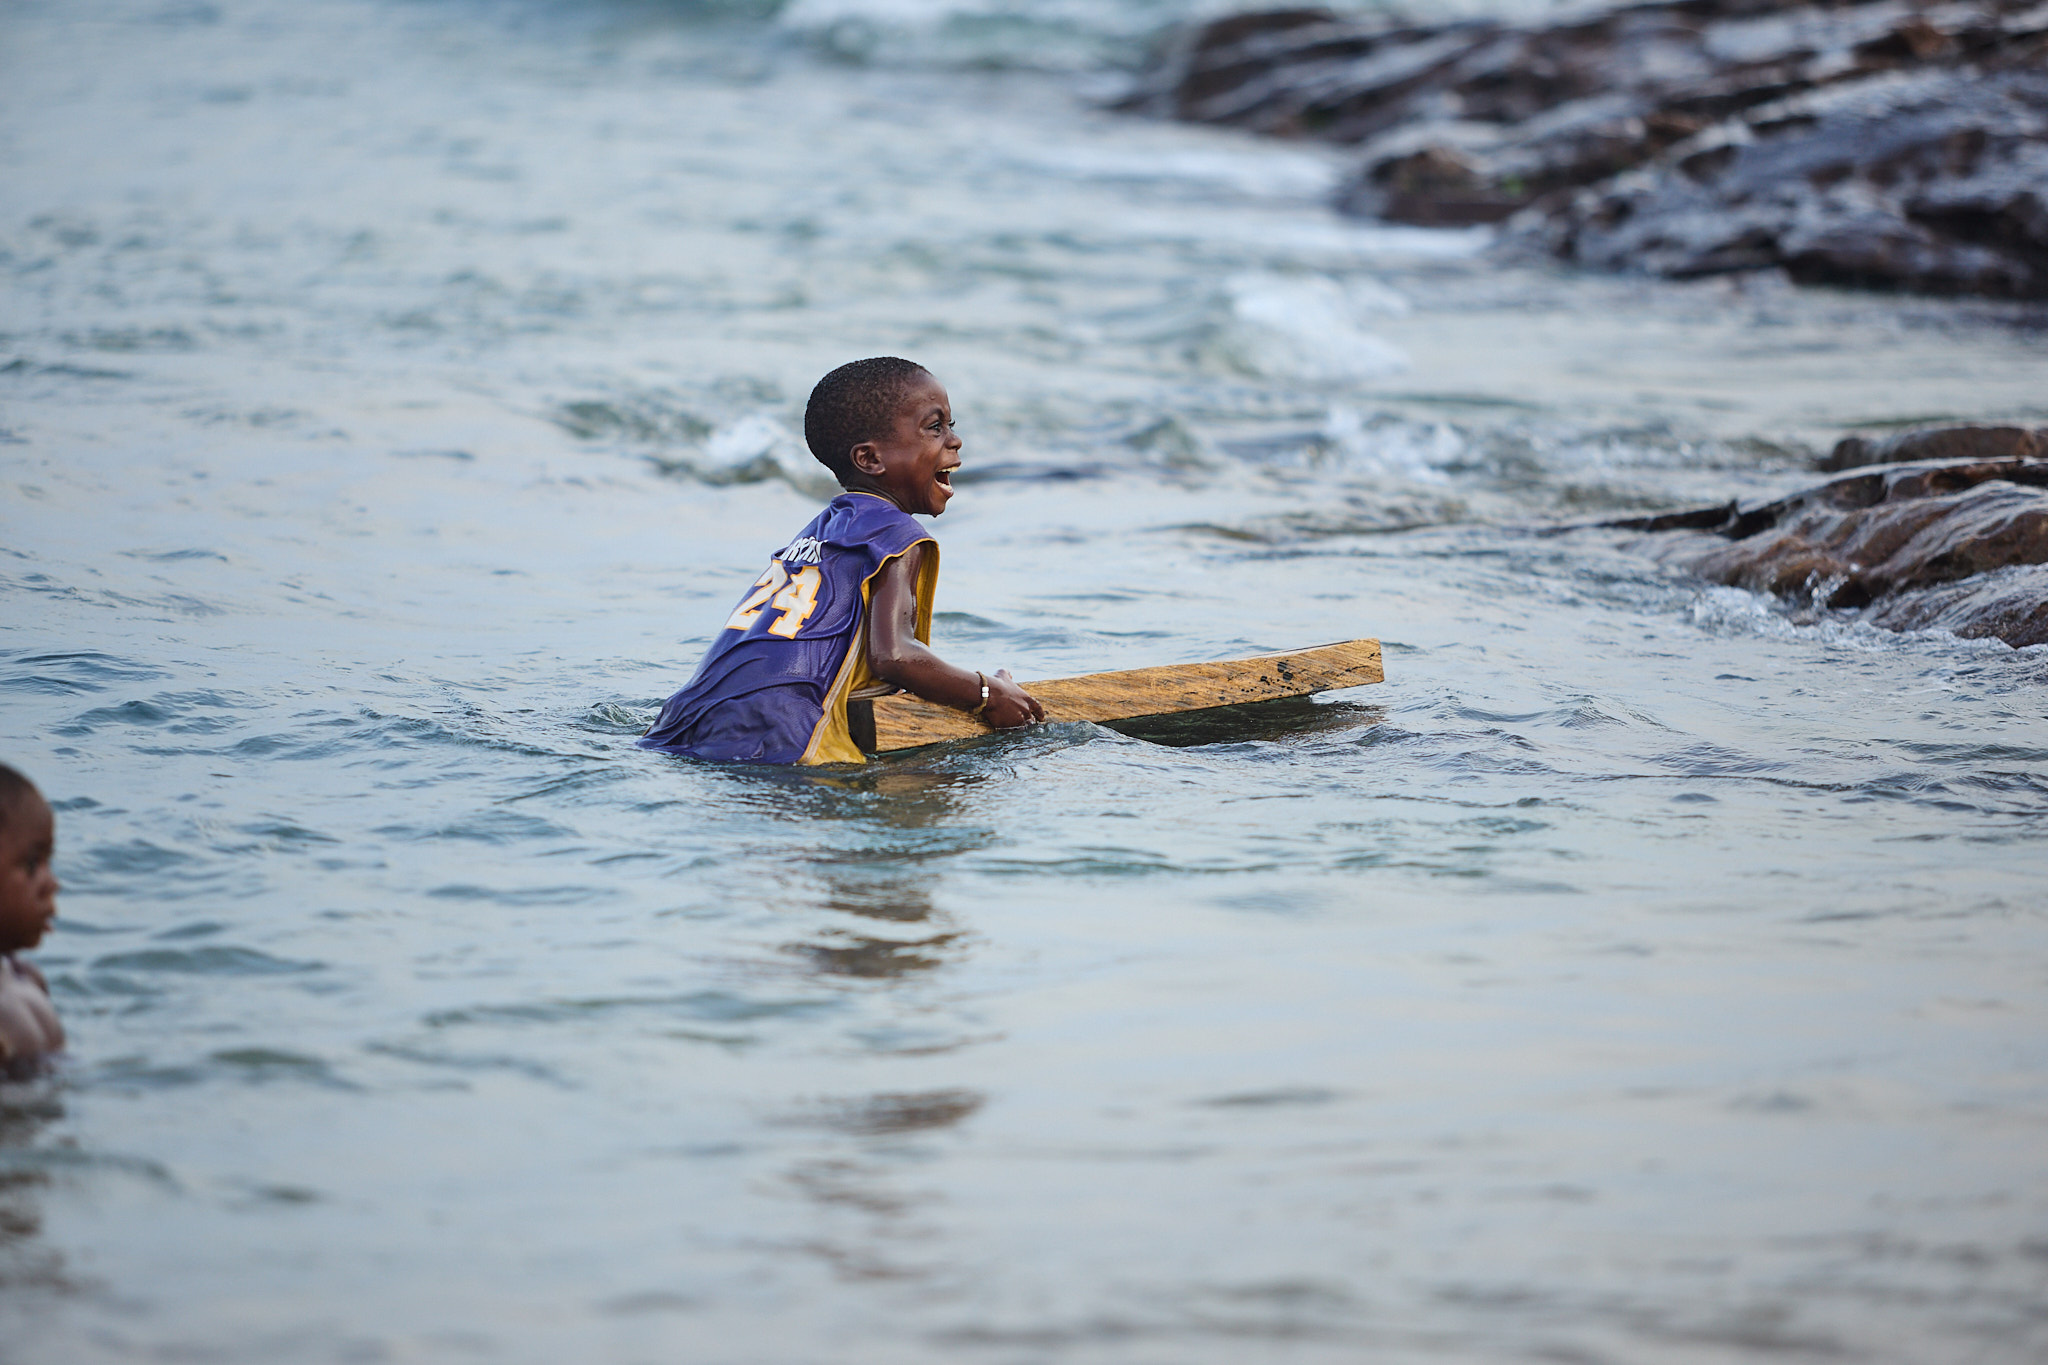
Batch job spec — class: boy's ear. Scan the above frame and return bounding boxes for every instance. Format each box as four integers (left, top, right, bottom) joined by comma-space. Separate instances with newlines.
849, 441, 885, 476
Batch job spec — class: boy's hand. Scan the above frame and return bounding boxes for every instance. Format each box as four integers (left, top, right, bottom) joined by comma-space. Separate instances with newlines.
984, 669, 1045, 729
863, 552, 1044, 728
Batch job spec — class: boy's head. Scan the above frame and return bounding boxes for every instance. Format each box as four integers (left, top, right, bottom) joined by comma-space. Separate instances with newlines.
804, 357, 962, 516
0, 765, 58, 955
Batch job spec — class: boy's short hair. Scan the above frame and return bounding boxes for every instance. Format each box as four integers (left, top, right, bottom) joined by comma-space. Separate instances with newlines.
804, 357, 930, 484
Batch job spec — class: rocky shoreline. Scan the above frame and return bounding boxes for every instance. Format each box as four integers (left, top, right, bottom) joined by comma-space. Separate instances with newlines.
1121, 6, 2047, 644
1599, 429, 2048, 645
1121, 1, 2048, 298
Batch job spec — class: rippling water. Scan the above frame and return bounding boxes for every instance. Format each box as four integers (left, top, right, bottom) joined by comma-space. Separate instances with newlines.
4, 0, 2047, 1360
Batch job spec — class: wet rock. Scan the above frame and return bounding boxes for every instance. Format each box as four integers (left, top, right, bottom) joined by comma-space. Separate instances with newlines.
1551, 66, 2048, 297
1862, 562, 2048, 640
1821, 423, 2047, 471
1121, 1, 2048, 298
1608, 453, 2048, 645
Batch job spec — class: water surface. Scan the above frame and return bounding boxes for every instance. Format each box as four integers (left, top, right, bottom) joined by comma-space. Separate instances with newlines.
3, 1, 2046, 1360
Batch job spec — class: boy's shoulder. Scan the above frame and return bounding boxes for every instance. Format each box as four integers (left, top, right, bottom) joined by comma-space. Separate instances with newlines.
797, 493, 934, 556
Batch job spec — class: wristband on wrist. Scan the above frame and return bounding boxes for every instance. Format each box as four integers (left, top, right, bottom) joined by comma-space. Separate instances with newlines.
969, 671, 990, 720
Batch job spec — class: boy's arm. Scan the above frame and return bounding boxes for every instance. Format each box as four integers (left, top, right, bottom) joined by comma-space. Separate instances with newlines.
868, 544, 1044, 728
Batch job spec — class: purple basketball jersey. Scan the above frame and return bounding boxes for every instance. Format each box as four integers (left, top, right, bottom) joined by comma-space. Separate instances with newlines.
638, 493, 936, 764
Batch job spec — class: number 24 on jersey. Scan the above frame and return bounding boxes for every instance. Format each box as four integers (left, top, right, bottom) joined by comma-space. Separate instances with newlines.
725, 561, 823, 639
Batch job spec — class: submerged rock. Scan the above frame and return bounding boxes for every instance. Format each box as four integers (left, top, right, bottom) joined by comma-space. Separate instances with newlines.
1606, 448, 2048, 645
1121, 1, 2048, 298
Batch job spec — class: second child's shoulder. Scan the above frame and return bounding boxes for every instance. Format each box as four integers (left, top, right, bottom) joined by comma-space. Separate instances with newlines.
0, 955, 63, 1067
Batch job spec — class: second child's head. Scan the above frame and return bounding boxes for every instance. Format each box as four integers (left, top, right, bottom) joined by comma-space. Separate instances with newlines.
0, 766, 58, 955
804, 357, 962, 517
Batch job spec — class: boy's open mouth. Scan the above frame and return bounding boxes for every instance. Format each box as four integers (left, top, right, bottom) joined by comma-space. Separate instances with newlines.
936, 464, 958, 488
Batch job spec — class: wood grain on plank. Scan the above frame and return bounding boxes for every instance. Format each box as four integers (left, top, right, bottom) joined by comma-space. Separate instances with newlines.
862, 638, 1382, 752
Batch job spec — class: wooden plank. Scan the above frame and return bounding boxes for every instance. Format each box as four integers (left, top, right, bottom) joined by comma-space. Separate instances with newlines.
859, 638, 1382, 753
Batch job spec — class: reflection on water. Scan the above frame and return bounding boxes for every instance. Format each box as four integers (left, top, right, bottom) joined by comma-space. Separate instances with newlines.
795, 873, 960, 981
0, 1087, 69, 1295
774, 1087, 987, 1282
783, 1089, 986, 1137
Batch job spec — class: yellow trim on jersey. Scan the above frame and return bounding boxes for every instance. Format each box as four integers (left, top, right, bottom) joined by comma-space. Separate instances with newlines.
797, 539, 939, 765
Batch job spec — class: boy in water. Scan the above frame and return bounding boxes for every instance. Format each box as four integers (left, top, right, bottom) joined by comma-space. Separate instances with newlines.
640, 357, 1044, 764
0, 765, 64, 1073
